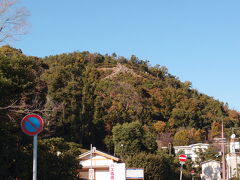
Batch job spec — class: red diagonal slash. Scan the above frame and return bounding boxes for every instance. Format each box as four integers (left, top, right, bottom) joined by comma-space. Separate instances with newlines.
26, 119, 38, 130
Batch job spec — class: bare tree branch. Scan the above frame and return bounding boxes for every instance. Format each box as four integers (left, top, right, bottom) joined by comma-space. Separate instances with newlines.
0, 0, 29, 43
0, 100, 18, 109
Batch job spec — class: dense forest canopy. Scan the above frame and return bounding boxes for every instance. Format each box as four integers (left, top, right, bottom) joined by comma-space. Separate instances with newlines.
1, 45, 240, 179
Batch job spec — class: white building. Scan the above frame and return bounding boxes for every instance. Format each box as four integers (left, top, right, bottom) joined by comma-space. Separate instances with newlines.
201, 160, 221, 180
226, 153, 240, 179
229, 134, 240, 153
226, 134, 240, 179
78, 147, 126, 180
174, 143, 209, 161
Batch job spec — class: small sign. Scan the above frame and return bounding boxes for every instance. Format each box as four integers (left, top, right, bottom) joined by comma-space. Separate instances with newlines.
89, 169, 94, 180
21, 114, 44, 136
191, 170, 195, 175
126, 168, 144, 179
179, 154, 187, 162
110, 164, 115, 180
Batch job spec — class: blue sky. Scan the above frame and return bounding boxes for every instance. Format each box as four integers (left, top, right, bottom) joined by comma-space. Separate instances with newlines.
9, 0, 240, 111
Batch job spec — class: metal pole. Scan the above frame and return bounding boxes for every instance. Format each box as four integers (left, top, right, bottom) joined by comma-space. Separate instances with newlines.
221, 120, 226, 180
180, 164, 183, 180
33, 135, 37, 180
90, 144, 93, 180
169, 143, 171, 156
90, 144, 92, 169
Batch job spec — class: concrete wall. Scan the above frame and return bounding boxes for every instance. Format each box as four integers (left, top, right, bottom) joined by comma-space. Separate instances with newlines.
226, 154, 240, 179
201, 161, 221, 180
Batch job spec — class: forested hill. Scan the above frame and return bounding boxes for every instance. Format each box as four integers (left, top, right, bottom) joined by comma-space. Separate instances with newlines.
1, 45, 240, 152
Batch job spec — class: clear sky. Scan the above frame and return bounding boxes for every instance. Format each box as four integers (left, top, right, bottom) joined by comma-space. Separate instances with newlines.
8, 0, 240, 111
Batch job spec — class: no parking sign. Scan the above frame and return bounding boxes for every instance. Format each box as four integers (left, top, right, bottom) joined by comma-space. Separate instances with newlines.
21, 114, 44, 180
21, 114, 44, 136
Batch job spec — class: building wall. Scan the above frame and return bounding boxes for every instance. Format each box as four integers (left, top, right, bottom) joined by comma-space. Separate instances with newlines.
79, 169, 109, 180
79, 164, 126, 180
95, 170, 110, 180
79, 152, 126, 180
230, 141, 240, 153
226, 154, 240, 179
201, 161, 221, 180
112, 163, 126, 180
174, 143, 209, 161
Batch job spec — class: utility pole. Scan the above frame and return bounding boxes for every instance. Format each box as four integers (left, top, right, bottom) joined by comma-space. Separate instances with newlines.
168, 143, 172, 156
90, 144, 92, 170
221, 120, 226, 180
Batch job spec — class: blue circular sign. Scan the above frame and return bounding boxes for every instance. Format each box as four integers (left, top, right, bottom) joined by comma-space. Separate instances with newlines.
21, 114, 44, 136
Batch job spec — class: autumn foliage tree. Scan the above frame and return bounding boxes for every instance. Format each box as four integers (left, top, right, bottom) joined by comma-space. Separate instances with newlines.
173, 128, 204, 146
210, 121, 221, 139
154, 121, 166, 134
1, 46, 240, 179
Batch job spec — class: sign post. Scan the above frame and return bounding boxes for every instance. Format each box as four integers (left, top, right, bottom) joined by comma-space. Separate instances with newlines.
191, 170, 195, 180
21, 114, 44, 180
179, 154, 187, 180
33, 135, 38, 180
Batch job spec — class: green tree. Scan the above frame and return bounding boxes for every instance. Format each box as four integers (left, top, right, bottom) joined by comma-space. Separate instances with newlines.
42, 52, 85, 143
112, 122, 157, 157
112, 122, 144, 156
125, 153, 178, 180
11, 137, 83, 180
0, 46, 45, 179
38, 138, 82, 180
170, 98, 202, 128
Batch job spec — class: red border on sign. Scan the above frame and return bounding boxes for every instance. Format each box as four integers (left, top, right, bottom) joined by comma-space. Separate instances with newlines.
179, 154, 187, 162
21, 114, 44, 136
